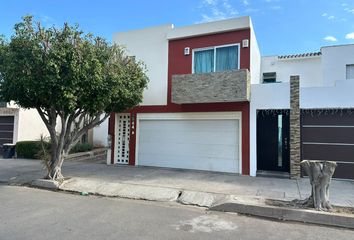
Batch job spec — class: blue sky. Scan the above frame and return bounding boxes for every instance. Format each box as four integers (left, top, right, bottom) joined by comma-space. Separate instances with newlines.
1, 0, 354, 55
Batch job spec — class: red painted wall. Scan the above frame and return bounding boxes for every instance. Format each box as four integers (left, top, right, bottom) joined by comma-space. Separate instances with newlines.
110, 29, 251, 175
167, 29, 251, 104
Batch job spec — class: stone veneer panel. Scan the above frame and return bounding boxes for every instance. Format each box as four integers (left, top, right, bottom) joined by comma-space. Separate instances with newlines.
172, 69, 250, 104
290, 75, 301, 179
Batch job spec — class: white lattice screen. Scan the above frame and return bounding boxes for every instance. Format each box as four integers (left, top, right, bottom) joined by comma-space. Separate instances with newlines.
116, 114, 130, 164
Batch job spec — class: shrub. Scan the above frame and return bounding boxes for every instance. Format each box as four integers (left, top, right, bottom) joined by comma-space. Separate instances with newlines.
16, 141, 51, 159
70, 143, 93, 154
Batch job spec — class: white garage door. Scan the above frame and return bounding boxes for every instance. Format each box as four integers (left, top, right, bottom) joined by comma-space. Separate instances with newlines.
137, 119, 240, 173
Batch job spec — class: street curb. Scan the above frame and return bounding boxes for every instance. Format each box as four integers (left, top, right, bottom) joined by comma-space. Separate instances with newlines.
26, 177, 354, 229
210, 201, 354, 229
58, 178, 181, 202
177, 190, 230, 208
31, 179, 61, 189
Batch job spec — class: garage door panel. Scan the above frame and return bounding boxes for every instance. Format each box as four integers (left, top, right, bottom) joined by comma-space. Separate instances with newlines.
302, 112, 354, 126
139, 131, 237, 146
301, 110, 354, 180
302, 127, 354, 144
0, 116, 15, 124
0, 131, 14, 139
0, 116, 14, 155
138, 118, 239, 173
302, 143, 354, 163
0, 124, 14, 131
139, 142, 237, 159
140, 120, 236, 131
139, 153, 238, 173
332, 163, 354, 180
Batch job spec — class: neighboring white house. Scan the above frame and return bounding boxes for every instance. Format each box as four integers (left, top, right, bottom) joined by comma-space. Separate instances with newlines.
0, 101, 108, 154
250, 44, 354, 179
0, 102, 50, 154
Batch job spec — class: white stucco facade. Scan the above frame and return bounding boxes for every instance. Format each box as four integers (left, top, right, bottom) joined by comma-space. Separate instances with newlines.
250, 21, 261, 85
322, 44, 354, 86
113, 24, 172, 106
260, 56, 323, 87
92, 117, 109, 147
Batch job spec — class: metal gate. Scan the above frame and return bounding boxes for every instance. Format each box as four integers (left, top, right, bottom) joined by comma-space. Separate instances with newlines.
116, 114, 130, 164
301, 109, 354, 180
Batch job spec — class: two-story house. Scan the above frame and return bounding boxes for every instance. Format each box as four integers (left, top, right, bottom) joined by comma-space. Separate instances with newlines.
108, 17, 260, 175
107, 16, 354, 180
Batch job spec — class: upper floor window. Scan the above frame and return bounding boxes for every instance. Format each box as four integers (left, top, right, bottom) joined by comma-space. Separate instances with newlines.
346, 64, 354, 80
193, 44, 239, 74
262, 72, 277, 83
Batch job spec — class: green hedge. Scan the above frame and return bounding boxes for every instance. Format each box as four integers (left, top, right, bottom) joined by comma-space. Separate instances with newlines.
16, 141, 51, 159
69, 143, 93, 154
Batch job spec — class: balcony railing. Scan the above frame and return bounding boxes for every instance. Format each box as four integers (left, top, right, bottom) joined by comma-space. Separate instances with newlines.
171, 69, 250, 104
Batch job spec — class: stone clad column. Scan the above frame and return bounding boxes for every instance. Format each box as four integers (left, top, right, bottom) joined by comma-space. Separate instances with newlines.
290, 75, 301, 179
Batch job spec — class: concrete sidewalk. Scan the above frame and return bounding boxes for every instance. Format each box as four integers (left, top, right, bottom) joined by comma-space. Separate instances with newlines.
1, 158, 353, 208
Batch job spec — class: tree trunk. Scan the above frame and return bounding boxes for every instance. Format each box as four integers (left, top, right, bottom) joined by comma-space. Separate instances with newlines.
36, 108, 110, 181
299, 160, 337, 211
46, 142, 65, 181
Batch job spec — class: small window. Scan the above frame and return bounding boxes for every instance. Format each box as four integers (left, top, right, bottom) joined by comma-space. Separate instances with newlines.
346, 64, 354, 80
193, 44, 239, 74
263, 72, 277, 83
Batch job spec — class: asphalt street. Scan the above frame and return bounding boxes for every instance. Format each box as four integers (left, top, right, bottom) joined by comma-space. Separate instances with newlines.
0, 185, 353, 240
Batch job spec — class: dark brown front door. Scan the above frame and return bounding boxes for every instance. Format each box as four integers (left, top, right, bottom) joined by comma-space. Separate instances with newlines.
301, 109, 354, 180
257, 110, 290, 172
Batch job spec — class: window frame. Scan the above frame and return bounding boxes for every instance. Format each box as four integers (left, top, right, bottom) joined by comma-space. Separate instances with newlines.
191, 43, 241, 74
262, 72, 277, 84
346, 64, 354, 80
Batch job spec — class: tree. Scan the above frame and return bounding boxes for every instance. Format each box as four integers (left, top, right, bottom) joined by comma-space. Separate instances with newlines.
0, 16, 148, 180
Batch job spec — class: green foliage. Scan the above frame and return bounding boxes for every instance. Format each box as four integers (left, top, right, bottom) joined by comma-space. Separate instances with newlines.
0, 15, 148, 115
70, 143, 93, 154
16, 141, 51, 159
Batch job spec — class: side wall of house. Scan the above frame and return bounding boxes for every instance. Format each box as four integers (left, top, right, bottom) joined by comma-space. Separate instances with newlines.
322, 44, 354, 86
17, 108, 50, 141
113, 25, 172, 106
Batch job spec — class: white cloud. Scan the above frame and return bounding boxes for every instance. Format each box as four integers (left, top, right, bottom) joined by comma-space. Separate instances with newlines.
342, 3, 348, 7
324, 36, 338, 42
198, 0, 239, 23
245, 8, 260, 13
345, 32, 354, 39
203, 0, 217, 5
270, 6, 281, 10
243, 0, 250, 6
321, 13, 328, 17
328, 15, 335, 20
344, 7, 354, 13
